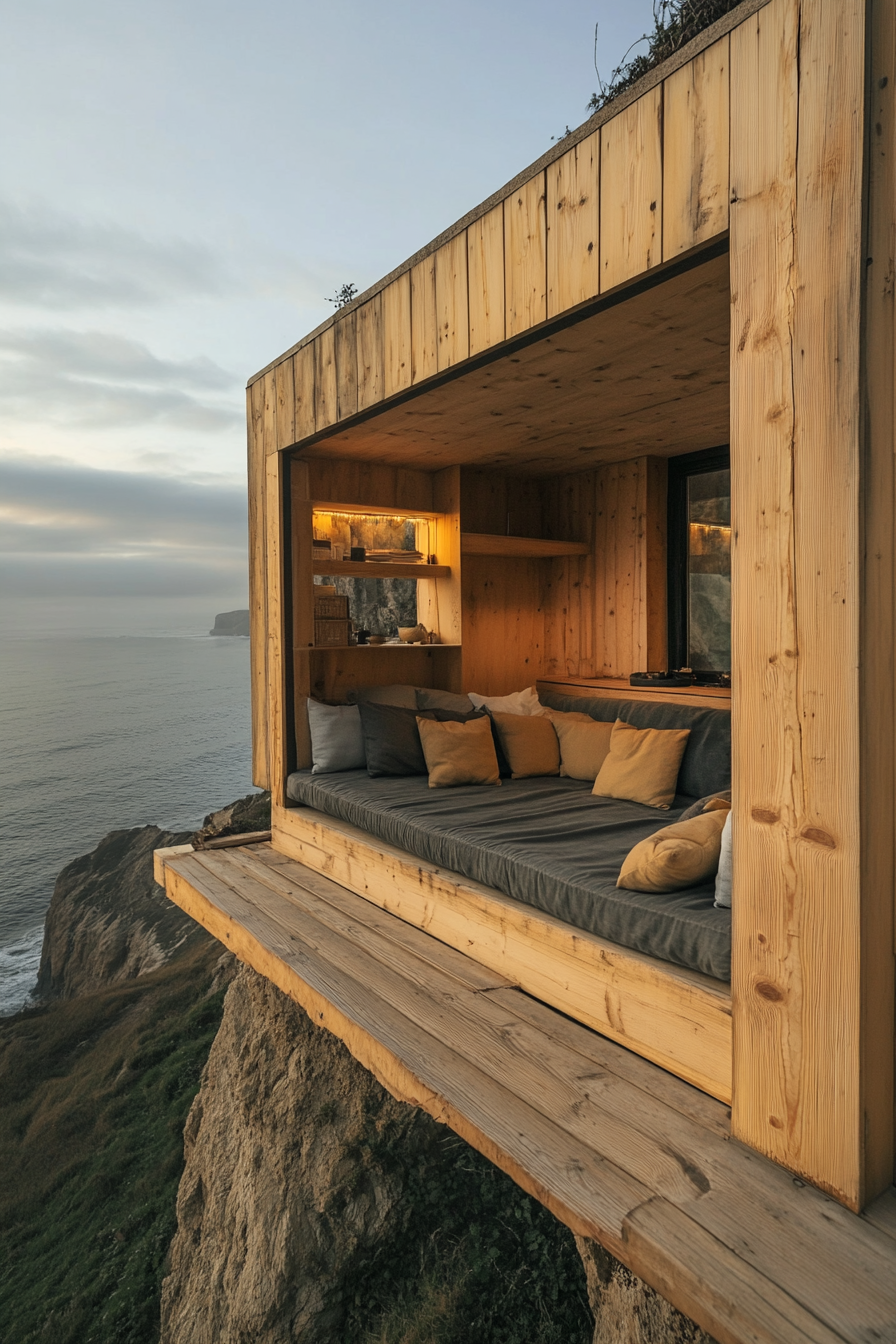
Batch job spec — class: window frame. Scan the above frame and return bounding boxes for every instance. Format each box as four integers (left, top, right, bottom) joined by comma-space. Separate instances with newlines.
667, 444, 731, 675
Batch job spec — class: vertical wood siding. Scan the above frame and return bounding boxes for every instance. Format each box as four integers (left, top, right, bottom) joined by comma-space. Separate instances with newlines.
467, 205, 505, 355
662, 37, 730, 258
383, 271, 412, 397
435, 234, 470, 370
504, 173, 548, 337
600, 86, 663, 291
247, 381, 269, 788
411, 256, 437, 382
546, 131, 601, 318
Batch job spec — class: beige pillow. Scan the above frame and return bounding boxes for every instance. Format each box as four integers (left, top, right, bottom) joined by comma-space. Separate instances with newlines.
617, 803, 730, 892
490, 711, 560, 778
550, 713, 614, 781
416, 715, 501, 788
592, 719, 690, 809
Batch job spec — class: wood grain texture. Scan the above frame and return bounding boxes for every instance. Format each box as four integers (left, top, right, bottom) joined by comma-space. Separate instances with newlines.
247, 379, 269, 788
543, 472, 597, 679
417, 466, 462, 655
293, 342, 315, 443
313, 327, 337, 431
435, 233, 469, 371
461, 555, 546, 695
467, 204, 505, 355
461, 534, 589, 558
410, 256, 437, 383
262, 370, 277, 460
290, 461, 313, 771
600, 86, 663, 291
307, 645, 462, 704
729, 0, 879, 1210
271, 805, 733, 1100
662, 36, 730, 259
305, 459, 434, 514
355, 294, 384, 412
504, 173, 547, 337
383, 272, 412, 398
592, 457, 667, 678
274, 357, 295, 451
334, 311, 358, 421
547, 130, 600, 318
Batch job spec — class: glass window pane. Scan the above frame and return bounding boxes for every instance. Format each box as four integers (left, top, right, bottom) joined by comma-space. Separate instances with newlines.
687, 469, 730, 671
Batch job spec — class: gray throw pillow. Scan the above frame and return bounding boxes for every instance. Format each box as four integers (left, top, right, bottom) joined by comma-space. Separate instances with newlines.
307, 700, 366, 774
347, 683, 419, 709
678, 789, 731, 821
416, 687, 474, 713
359, 702, 485, 776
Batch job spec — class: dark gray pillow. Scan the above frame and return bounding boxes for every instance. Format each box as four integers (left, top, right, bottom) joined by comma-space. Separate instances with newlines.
678, 789, 731, 821
347, 683, 419, 709
359, 703, 485, 777
416, 687, 473, 713
307, 699, 366, 774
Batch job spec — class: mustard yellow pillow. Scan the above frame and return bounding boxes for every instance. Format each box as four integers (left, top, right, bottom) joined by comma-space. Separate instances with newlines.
550, 714, 614, 781
617, 803, 730, 892
416, 715, 501, 788
489, 711, 560, 779
592, 719, 690, 809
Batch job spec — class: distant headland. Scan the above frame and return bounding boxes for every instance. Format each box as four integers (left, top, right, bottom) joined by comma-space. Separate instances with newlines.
210, 610, 250, 637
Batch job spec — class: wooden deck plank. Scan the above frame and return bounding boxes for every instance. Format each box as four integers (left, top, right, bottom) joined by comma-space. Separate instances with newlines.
162, 852, 650, 1260
156, 842, 896, 1344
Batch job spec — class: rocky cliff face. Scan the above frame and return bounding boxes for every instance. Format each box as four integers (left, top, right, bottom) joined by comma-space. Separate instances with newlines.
162, 965, 714, 1344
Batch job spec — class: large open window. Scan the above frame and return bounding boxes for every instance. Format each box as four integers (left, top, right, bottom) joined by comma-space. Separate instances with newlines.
667, 446, 731, 677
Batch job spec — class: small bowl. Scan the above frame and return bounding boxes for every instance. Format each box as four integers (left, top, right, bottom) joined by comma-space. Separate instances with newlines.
398, 626, 421, 643
367, 634, 385, 645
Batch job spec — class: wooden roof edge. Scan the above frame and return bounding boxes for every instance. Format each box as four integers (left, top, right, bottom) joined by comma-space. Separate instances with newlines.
247, 0, 770, 390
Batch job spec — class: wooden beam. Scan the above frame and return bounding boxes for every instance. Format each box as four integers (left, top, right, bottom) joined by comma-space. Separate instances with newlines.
504, 172, 547, 337
600, 85, 663, 291
435, 233, 469, 371
271, 803, 733, 1101
729, 0, 888, 1211
547, 130, 601, 318
662, 36, 730, 259
383, 272, 412, 398
264, 451, 288, 805
247, 379, 269, 789
461, 534, 589, 558
467, 203, 505, 355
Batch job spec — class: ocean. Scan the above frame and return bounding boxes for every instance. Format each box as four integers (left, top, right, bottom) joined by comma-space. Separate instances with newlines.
0, 625, 256, 1016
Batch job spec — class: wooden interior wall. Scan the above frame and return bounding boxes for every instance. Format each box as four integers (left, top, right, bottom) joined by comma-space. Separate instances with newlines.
253, 33, 732, 451
730, 0, 894, 1210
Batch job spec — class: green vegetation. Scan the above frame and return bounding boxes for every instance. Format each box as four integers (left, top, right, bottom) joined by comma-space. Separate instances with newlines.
0, 940, 228, 1344
589, 0, 745, 112
343, 1132, 592, 1344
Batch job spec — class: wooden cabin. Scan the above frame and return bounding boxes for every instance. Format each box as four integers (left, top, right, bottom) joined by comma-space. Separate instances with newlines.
155, 1, 896, 1338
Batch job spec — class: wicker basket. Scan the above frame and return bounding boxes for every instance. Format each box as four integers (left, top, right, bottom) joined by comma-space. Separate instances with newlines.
313, 594, 350, 620
314, 618, 352, 647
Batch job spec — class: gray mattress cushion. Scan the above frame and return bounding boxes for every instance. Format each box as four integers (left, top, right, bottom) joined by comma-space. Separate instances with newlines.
285, 770, 731, 981
538, 692, 731, 799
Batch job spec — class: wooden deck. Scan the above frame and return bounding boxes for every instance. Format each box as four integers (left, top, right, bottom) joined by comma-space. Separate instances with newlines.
155, 839, 896, 1344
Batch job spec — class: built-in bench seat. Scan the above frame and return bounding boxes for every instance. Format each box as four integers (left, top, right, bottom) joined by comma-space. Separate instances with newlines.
286, 692, 732, 982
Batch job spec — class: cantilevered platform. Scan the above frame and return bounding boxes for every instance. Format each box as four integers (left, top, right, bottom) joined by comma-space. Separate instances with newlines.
154, 840, 896, 1344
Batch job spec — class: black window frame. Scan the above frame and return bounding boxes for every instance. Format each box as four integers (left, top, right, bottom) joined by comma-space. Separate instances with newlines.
667, 444, 731, 675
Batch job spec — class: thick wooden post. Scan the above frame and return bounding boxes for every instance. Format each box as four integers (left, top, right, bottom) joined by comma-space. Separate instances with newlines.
247, 379, 269, 790
730, 0, 894, 1209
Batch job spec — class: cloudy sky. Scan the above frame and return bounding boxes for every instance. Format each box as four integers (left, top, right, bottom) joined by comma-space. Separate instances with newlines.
1, 0, 653, 632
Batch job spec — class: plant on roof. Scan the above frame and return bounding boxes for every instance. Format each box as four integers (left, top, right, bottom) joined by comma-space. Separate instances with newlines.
589, 0, 744, 113
326, 282, 359, 309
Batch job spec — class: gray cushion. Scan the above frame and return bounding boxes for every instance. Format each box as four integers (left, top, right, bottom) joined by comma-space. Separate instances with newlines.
416, 687, 474, 713
678, 789, 731, 821
537, 692, 730, 799
306, 700, 366, 774
358, 702, 486, 777
347, 683, 419, 709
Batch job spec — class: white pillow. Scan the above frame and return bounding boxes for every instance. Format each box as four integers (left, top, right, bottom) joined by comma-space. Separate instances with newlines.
307, 699, 366, 774
714, 809, 732, 907
467, 685, 546, 716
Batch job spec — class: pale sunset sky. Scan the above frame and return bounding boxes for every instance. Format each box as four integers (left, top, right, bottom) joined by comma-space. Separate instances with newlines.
1, 0, 654, 632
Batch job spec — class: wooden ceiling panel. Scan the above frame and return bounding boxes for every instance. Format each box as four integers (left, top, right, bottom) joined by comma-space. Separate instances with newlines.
299, 251, 729, 475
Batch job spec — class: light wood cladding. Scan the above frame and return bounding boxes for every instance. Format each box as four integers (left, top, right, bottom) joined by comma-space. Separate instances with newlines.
334, 311, 358, 420
308, 646, 462, 703
600, 86, 663, 291
300, 253, 729, 476
293, 342, 315, 442
663, 37, 730, 258
305, 458, 433, 514
290, 461, 313, 771
274, 356, 295, 450
729, 0, 886, 1211
547, 131, 600, 317
410, 256, 437, 382
383, 272, 412, 397
264, 450, 287, 804
467, 204, 505, 354
313, 326, 337, 431
435, 234, 469, 370
355, 294, 384, 412
247, 380, 269, 788
417, 467, 462, 654
543, 471, 598, 680
462, 555, 545, 695
504, 173, 547, 336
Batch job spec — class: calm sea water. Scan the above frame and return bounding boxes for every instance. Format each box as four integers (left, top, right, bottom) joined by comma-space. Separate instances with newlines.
0, 632, 256, 1016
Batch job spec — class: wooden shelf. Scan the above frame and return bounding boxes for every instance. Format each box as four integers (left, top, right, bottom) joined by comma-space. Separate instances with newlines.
461, 534, 589, 559
313, 560, 451, 580
311, 643, 461, 651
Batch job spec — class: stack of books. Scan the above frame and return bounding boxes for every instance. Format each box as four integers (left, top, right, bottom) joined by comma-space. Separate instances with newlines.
364, 549, 424, 563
